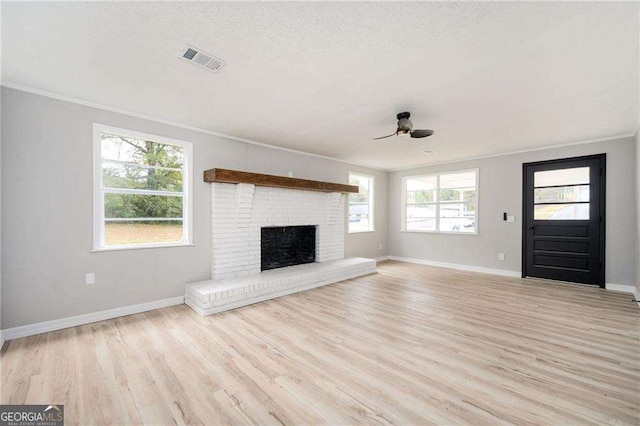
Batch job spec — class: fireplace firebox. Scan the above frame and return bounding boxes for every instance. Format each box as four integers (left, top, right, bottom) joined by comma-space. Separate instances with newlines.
261, 226, 316, 271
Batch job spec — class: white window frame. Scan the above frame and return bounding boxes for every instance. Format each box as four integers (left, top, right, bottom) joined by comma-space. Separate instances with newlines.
401, 168, 479, 235
348, 172, 375, 233
92, 124, 194, 251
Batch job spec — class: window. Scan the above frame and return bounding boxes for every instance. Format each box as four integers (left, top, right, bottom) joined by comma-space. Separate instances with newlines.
533, 167, 589, 220
93, 124, 193, 250
403, 169, 478, 234
348, 172, 374, 233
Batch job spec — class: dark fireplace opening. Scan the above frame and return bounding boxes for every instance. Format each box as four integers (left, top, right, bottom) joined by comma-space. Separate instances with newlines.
261, 226, 316, 271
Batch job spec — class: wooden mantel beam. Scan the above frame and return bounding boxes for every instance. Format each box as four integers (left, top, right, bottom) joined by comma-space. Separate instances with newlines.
203, 168, 359, 194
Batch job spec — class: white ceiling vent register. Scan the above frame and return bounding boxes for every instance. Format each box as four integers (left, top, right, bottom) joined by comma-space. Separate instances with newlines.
179, 45, 226, 73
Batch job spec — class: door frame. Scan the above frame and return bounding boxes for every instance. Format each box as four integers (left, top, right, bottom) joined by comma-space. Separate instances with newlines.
521, 153, 606, 287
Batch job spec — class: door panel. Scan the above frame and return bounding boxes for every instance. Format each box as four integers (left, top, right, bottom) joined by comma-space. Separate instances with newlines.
522, 155, 605, 286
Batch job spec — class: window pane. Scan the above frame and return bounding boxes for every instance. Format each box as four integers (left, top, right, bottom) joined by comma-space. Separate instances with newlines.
349, 214, 371, 232
440, 188, 476, 202
349, 191, 369, 205
440, 171, 476, 189
101, 133, 184, 168
439, 202, 475, 217
102, 162, 183, 192
407, 190, 436, 203
349, 204, 369, 217
105, 194, 183, 219
406, 176, 437, 192
534, 185, 589, 203
407, 204, 436, 218
534, 167, 589, 187
105, 221, 183, 246
440, 217, 476, 233
406, 204, 436, 231
348, 173, 373, 232
534, 204, 589, 220
406, 217, 436, 231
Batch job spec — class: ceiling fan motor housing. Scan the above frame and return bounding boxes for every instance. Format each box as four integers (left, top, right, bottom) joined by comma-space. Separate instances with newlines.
396, 112, 413, 132
398, 120, 413, 132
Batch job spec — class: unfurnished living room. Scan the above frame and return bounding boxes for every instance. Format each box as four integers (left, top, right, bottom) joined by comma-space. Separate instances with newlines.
0, 1, 639, 425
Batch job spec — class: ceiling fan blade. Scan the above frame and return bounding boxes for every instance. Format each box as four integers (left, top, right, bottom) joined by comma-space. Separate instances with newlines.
410, 129, 434, 138
372, 132, 396, 140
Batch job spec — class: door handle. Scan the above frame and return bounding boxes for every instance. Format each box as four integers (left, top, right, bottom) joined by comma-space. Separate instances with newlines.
528, 225, 535, 231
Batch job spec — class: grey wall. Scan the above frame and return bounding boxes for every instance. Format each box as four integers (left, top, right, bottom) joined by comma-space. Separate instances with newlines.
636, 129, 640, 293
1, 87, 388, 328
0, 83, 3, 344
388, 137, 637, 287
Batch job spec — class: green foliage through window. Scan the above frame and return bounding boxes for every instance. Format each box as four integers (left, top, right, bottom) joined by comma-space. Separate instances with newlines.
97, 129, 189, 247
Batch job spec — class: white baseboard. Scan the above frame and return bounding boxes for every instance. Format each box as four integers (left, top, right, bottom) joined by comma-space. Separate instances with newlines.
605, 283, 636, 293
605, 284, 640, 308
0, 330, 4, 349
2, 296, 184, 342
388, 256, 521, 278
375, 256, 390, 263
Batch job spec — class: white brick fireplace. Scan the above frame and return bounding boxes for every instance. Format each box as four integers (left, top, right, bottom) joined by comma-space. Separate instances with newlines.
185, 170, 376, 316
210, 182, 345, 279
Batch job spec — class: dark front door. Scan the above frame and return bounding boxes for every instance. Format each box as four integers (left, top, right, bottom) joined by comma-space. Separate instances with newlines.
522, 154, 605, 287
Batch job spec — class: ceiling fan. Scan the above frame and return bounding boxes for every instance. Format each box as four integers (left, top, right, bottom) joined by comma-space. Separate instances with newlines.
373, 112, 434, 140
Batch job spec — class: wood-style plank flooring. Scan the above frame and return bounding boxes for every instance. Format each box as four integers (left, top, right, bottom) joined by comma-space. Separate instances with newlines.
2, 261, 639, 425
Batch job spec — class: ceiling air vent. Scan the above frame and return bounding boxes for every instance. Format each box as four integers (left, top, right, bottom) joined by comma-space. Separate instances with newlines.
179, 45, 226, 73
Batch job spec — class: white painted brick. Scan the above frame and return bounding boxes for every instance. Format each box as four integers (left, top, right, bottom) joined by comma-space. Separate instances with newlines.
186, 258, 376, 316
210, 182, 345, 278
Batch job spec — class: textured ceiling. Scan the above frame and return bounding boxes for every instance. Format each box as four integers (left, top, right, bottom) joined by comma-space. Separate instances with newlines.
2, 2, 638, 170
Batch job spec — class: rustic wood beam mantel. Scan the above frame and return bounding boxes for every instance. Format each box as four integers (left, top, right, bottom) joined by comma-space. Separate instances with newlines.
203, 168, 359, 193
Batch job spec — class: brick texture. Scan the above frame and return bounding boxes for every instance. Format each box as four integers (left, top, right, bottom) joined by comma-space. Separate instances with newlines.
211, 183, 345, 279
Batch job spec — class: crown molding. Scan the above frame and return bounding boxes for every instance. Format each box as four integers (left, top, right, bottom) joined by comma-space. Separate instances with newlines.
388, 133, 635, 172
0, 81, 390, 172
2, 82, 633, 174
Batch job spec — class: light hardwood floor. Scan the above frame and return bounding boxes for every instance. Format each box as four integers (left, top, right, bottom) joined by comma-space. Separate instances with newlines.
2, 261, 639, 425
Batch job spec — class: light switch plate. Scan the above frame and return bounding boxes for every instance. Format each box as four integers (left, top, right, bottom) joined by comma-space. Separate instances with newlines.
507, 215, 516, 223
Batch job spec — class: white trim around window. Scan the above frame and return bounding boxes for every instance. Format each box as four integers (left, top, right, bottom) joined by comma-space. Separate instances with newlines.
348, 172, 375, 233
92, 124, 194, 251
401, 168, 479, 235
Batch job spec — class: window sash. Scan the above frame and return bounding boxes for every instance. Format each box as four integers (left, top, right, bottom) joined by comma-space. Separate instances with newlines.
102, 158, 182, 172
102, 187, 184, 197
105, 217, 183, 222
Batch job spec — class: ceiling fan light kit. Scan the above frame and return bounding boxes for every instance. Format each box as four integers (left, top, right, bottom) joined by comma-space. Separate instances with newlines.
373, 112, 434, 140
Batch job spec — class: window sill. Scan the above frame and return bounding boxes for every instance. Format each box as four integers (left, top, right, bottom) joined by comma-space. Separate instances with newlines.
401, 230, 479, 236
348, 230, 376, 234
91, 243, 195, 253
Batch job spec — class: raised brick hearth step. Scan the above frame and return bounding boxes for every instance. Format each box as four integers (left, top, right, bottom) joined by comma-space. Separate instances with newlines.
185, 257, 376, 316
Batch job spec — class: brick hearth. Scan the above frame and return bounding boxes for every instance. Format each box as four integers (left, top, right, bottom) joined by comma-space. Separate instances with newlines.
185, 178, 376, 316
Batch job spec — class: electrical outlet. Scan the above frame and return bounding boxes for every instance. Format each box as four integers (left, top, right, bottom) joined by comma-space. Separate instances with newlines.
288, 171, 293, 177
378, 243, 382, 250
86, 273, 95, 285
507, 215, 516, 223
498, 253, 505, 261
